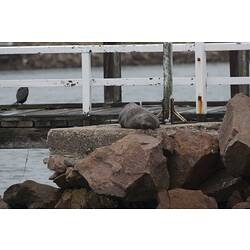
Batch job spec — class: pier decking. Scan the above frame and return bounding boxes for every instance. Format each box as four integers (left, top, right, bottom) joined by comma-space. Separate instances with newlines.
0, 103, 226, 128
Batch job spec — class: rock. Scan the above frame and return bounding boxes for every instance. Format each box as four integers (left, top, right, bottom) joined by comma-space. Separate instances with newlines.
74, 134, 169, 203
3, 180, 61, 209
53, 168, 89, 189
47, 154, 75, 174
55, 188, 118, 209
47, 123, 220, 158
226, 190, 244, 208
119, 103, 160, 130
157, 189, 170, 208
163, 128, 220, 188
200, 169, 246, 204
158, 188, 217, 209
218, 93, 250, 177
0, 196, 9, 209
233, 199, 250, 209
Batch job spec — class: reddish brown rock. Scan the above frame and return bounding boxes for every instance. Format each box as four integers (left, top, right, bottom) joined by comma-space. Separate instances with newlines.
157, 189, 170, 208
163, 128, 220, 188
3, 180, 61, 209
47, 154, 75, 174
0, 196, 9, 209
200, 169, 246, 203
74, 134, 169, 202
55, 188, 118, 209
158, 188, 217, 209
226, 191, 244, 208
218, 93, 250, 177
233, 198, 250, 209
53, 167, 89, 189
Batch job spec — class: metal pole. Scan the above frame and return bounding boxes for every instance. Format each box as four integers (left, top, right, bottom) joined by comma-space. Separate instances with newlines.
104, 42, 122, 103
162, 42, 173, 122
230, 50, 249, 97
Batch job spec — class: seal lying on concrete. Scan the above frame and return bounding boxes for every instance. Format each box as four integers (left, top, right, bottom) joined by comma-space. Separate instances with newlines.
119, 103, 160, 129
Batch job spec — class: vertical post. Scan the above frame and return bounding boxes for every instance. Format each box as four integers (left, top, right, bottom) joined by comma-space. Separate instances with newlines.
195, 42, 207, 115
82, 52, 92, 114
230, 50, 249, 97
103, 42, 122, 104
162, 42, 173, 122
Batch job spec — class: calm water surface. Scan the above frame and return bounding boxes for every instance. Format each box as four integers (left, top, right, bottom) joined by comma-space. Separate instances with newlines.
0, 63, 232, 194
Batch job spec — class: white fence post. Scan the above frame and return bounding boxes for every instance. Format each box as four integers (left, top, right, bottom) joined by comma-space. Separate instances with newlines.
195, 42, 207, 115
81, 52, 92, 114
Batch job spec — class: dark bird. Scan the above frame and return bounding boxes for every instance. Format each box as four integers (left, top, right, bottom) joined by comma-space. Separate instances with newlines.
15, 87, 29, 105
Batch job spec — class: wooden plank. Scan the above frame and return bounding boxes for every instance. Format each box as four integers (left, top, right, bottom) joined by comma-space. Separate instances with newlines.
3, 76, 250, 88
0, 77, 194, 88
195, 42, 207, 114
82, 52, 92, 114
104, 42, 122, 104
229, 50, 249, 97
162, 43, 173, 121
0, 79, 81, 88
207, 77, 250, 85
0, 43, 197, 55
205, 43, 250, 51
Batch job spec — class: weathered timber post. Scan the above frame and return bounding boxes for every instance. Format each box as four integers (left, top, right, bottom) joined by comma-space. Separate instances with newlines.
162, 42, 173, 123
230, 50, 249, 97
103, 42, 122, 103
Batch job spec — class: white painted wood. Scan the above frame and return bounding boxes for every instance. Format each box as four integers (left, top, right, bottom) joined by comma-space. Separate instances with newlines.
0, 77, 197, 88
205, 42, 250, 51
92, 77, 161, 86
81, 53, 91, 115
0, 43, 196, 55
0, 79, 80, 88
207, 77, 250, 85
4, 76, 250, 88
195, 42, 207, 114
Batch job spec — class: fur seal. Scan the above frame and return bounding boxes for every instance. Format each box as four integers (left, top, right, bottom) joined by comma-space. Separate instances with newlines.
119, 103, 160, 129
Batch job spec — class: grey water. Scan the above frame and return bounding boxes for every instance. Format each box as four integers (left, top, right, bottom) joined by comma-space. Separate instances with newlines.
0, 63, 231, 195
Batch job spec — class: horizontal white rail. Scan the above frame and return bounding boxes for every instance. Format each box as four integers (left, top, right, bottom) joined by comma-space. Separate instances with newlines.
2, 76, 250, 88
0, 43, 196, 55
2, 42, 250, 55
205, 43, 250, 51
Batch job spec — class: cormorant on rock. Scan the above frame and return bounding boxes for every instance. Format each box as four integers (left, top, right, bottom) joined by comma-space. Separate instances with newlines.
15, 87, 29, 105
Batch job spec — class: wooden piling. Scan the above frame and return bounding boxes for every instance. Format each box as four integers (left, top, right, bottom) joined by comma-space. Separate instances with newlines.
104, 42, 122, 103
162, 42, 173, 122
230, 50, 249, 97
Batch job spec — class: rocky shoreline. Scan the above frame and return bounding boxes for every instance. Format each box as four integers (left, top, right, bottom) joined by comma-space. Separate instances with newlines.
1, 93, 250, 209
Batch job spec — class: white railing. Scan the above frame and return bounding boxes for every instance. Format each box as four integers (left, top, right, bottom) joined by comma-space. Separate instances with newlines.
0, 42, 250, 115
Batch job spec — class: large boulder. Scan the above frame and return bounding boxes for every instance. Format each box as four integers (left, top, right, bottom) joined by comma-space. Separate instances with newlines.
119, 103, 160, 129
163, 128, 220, 188
0, 196, 9, 209
233, 197, 250, 209
218, 93, 250, 177
74, 134, 169, 203
158, 188, 217, 209
3, 180, 61, 209
200, 169, 247, 204
55, 188, 118, 209
226, 190, 244, 208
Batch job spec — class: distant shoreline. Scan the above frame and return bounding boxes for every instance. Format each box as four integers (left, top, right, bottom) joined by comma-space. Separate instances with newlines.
0, 51, 229, 71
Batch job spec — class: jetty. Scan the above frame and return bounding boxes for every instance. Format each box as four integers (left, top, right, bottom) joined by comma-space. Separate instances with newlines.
0, 42, 249, 147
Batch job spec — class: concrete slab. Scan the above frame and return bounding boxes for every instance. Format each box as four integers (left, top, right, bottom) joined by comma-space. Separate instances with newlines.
47, 122, 221, 158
